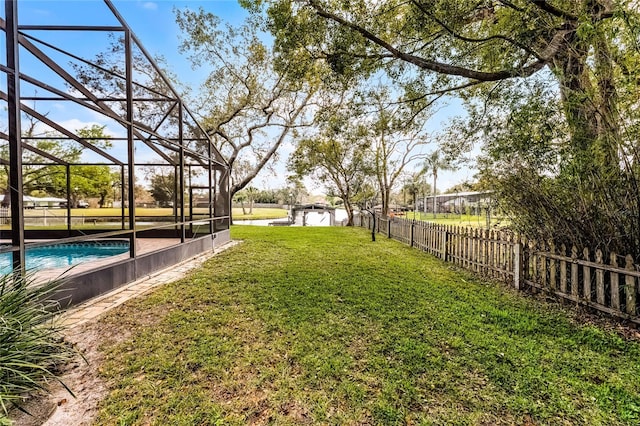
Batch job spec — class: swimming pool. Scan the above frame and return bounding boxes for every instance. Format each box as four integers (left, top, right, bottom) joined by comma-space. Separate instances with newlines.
0, 241, 130, 274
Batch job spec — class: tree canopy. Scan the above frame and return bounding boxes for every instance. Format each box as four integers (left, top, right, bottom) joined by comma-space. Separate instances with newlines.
249, 0, 640, 256
1, 123, 116, 207
175, 8, 316, 201
289, 112, 372, 225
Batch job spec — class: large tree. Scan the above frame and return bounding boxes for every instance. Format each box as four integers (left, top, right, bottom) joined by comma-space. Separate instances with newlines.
365, 88, 430, 216
258, 0, 631, 148
253, 0, 640, 255
68, 126, 116, 207
288, 89, 375, 225
146, 167, 176, 207
175, 8, 316, 203
290, 134, 371, 226
401, 171, 430, 212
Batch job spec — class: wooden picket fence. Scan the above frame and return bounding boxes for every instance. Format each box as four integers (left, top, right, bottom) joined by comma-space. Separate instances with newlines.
354, 214, 640, 324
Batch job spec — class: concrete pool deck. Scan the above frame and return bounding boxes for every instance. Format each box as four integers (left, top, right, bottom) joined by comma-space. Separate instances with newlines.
58, 239, 239, 327
31, 238, 183, 283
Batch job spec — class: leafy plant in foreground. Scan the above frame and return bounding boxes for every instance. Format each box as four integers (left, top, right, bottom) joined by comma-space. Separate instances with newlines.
0, 272, 74, 422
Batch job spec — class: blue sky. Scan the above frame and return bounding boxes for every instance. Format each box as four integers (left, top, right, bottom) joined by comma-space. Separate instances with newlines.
18, 0, 249, 87
14, 0, 474, 193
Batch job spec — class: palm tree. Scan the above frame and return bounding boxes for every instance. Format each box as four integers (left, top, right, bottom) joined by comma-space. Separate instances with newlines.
234, 191, 248, 215
403, 172, 425, 215
422, 151, 455, 217
245, 186, 258, 214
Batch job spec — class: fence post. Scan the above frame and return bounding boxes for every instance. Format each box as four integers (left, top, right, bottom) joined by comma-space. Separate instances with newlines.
410, 220, 415, 247
559, 244, 567, 294
514, 241, 523, 290
371, 214, 376, 242
549, 242, 556, 291
595, 249, 605, 305
583, 247, 592, 301
529, 239, 537, 287
610, 253, 620, 311
387, 218, 391, 239
571, 246, 579, 298
625, 255, 636, 316
521, 236, 529, 285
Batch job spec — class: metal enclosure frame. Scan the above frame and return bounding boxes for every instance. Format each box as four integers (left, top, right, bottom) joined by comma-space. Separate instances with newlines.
0, 0, 230, 303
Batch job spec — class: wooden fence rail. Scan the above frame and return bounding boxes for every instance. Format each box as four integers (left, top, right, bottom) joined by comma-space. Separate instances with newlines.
353, 213, 639, 324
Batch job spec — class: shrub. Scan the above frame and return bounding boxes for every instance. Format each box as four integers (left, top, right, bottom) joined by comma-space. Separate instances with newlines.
0, 272, 74, 422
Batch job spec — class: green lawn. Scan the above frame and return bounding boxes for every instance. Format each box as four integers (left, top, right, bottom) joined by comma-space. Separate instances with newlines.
21, 207, 287, 220
403, 212, 507, 227
2, 208, 287, 230
93, 226, 640, 425
232, 207, 288, 220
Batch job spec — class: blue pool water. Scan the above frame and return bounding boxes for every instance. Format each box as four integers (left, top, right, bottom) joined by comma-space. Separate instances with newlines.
0, 241, 130, 274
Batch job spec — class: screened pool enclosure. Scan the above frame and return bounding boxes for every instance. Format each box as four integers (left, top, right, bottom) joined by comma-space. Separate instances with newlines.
0, 0, 231, 304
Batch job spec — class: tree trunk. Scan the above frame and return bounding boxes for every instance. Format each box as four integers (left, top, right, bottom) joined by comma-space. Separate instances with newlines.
344, 199, 354, 226
432, 171, 437, 218
381, 187, 391, 217
554, 26, 619, 172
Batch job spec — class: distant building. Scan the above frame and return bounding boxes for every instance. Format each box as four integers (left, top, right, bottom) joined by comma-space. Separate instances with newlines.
422, 191, 493, 214
1, 195, 67, 209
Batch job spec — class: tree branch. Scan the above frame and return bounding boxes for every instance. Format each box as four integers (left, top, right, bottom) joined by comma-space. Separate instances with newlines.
529, 0, 578, 21
306, 0, 549, 81
231, 91, 314, 194
410, 0, 544, 60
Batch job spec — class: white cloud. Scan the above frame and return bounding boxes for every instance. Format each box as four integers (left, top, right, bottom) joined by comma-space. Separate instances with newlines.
141, 2, 158, 11
57, 119, 112, 136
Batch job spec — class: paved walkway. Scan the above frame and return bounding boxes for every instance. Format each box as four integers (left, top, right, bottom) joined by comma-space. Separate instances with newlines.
59, 240, 240, 328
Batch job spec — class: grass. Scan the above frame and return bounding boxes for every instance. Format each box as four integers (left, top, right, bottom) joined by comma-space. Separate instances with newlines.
20, 207, 287, 219
1, 207, 287, 230
402, 212, 506, 227
93, 226, 640, 425
232, 207, 288, 220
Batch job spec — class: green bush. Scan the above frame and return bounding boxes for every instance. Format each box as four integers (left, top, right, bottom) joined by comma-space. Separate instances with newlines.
0, 272, 74, 422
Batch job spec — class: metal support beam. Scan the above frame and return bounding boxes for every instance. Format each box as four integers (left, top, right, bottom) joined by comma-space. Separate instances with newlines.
178, 102, 185, 243
0, 91, 123, 165
173, 165, 179, 226
125, 29, 136, 259
208, 146, 213, 234
5, 0, 25, 273
66, 165, 71, 232
120, 165, 125, 230
18, 25, 125, 31
13, 34, 176, 165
